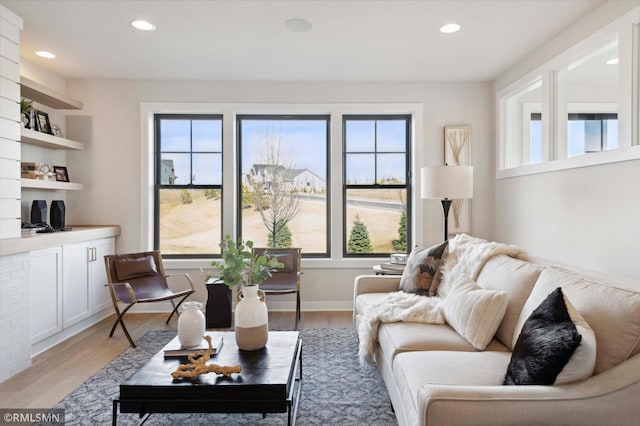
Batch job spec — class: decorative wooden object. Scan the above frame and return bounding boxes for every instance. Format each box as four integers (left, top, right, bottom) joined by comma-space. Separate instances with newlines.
444, 125, 471, 234
171, 335, 242, 379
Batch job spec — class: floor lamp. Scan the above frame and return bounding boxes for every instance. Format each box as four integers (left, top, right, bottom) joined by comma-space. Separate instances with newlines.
421, 165, 474, 241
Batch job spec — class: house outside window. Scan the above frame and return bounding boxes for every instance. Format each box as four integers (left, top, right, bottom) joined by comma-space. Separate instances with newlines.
237, 115, 330, 256
343, 115, 411, 256
154, 114, 223, 257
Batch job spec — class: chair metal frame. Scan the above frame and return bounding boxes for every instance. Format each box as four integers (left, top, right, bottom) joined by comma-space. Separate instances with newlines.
104, 250, 196, 347
253, 247, 302, 330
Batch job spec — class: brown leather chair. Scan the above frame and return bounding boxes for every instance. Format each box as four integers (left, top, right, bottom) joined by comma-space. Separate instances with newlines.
252, 247, 302, 330
104, 250, 195, 347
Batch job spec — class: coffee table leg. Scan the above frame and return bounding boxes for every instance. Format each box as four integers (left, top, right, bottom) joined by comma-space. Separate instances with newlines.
289, 341, 303, 426
112, 400, 119, 426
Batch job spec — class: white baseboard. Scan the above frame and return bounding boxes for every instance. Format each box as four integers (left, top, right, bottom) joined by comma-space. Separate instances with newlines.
126, 300, 353, 313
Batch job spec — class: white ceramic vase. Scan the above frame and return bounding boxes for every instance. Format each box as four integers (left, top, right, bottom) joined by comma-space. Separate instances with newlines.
177, 301, 205, 347
235, 284, 268, 351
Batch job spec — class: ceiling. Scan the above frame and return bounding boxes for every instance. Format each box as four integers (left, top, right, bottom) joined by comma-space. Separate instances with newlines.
1, 0, 606, 82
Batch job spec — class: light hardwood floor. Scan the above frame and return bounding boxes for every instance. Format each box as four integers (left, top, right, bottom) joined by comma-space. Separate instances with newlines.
0, 311, 353, 409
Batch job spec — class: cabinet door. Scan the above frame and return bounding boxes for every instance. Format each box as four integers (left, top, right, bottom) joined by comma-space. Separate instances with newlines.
89, 237, 115, 313
30, 247, 63, 344
62, 242, 91, 328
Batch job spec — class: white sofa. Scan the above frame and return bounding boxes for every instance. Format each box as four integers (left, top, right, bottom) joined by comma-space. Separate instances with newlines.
354, 254, 640, 426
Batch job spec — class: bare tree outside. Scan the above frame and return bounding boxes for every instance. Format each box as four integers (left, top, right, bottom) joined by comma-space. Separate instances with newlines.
250, 128, 301, 248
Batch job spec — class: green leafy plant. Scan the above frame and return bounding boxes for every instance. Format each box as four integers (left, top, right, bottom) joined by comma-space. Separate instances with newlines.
20, 98, 33, 115
210, 234, 283, 289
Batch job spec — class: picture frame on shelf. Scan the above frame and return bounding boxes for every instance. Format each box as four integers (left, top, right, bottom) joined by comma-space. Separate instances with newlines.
54, 166, 69, 182
51, 125, 63, 137
444, 125, 471, 235
34, 109, 53, 135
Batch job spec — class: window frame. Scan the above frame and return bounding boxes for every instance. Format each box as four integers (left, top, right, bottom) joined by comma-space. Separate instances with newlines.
496, 7, 640, 179
236, 114, 331, 258
153, 113, 224, 259
141, 102, 424, 270
342, 114, 412, 258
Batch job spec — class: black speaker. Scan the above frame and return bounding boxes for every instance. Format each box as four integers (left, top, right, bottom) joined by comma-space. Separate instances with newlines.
30, 200, 47, 224
50, 200, 66, 229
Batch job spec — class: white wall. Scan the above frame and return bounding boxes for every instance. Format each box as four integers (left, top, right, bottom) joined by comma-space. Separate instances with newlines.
493, 0, 640, 279
64, 79, 492, 310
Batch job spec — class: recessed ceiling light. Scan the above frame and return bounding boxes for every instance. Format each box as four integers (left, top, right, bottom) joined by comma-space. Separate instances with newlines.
606, 58, 619, 65
440, 23, 461, 34
283, 18, 312, 33
131, 20, 156, 31
35, 51, 55, 59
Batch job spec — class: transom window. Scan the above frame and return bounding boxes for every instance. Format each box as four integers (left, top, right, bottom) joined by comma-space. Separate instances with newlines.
343, 115, 411, 256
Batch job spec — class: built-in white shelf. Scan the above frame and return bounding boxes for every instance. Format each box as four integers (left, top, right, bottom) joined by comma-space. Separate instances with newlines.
21, 128, 83, 150
21, 179, 83, 191
20, 76, 83, 110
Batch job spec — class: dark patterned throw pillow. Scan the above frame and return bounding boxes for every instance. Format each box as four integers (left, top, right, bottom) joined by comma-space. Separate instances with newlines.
399, 241, 448, 296
504, 287, 582, 385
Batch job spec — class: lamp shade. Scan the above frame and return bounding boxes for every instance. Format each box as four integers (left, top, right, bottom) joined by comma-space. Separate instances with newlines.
421, 166, 473, 199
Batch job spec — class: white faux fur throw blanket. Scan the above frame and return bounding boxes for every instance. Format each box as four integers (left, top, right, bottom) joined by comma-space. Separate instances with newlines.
437, 234, 526, 298
357, 234, 525, 365
358, 291, 445, 365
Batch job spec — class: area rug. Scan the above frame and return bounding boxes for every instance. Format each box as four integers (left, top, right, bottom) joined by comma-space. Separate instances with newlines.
51, 328, 397, 425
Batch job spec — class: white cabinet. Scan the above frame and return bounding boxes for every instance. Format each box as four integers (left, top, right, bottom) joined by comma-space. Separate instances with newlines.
62, 242, 91, 327
29, 247, 62, 344
62, 237, 115, 328
89, 237, 115, 313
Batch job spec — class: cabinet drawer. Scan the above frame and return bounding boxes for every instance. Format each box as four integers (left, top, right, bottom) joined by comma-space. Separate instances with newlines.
0, 197, 19, 219
0, 218, 19, 238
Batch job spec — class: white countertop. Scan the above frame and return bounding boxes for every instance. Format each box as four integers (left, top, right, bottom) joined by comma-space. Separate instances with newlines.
0, 225, 121, 256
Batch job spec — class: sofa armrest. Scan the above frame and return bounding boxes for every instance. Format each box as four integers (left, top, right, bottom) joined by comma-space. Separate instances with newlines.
354, 274, 401, 297
417, 353, 640, 426
353, 275, 401, 326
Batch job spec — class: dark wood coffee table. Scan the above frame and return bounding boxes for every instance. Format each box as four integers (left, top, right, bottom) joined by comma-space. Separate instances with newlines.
113, 331, 302, 425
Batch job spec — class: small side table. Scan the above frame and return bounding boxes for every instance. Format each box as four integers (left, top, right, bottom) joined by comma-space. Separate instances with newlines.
205, 279, 232, 328
372, 265, 405, 275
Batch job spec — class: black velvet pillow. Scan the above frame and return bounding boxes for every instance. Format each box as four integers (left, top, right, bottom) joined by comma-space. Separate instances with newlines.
504, 287, 582, 385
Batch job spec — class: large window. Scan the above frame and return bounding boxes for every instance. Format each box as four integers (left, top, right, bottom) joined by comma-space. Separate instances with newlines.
154, 114, 223, 257
343, 115, 411, 256
237, 115, 330, 256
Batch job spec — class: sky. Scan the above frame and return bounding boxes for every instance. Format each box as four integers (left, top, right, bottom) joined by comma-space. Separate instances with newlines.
158, 117, 409, 186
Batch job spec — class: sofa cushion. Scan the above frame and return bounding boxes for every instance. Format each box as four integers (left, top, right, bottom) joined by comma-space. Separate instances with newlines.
355, 292, 390, 317
504, 288, 592, 385
513, 267, 640, 374
399, 241, 448, 296
393, 351, 512, 426
378, 322, 509, 363
476, 255, 543, 350
557, 293, 597, 384
443, 275, 508, 350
